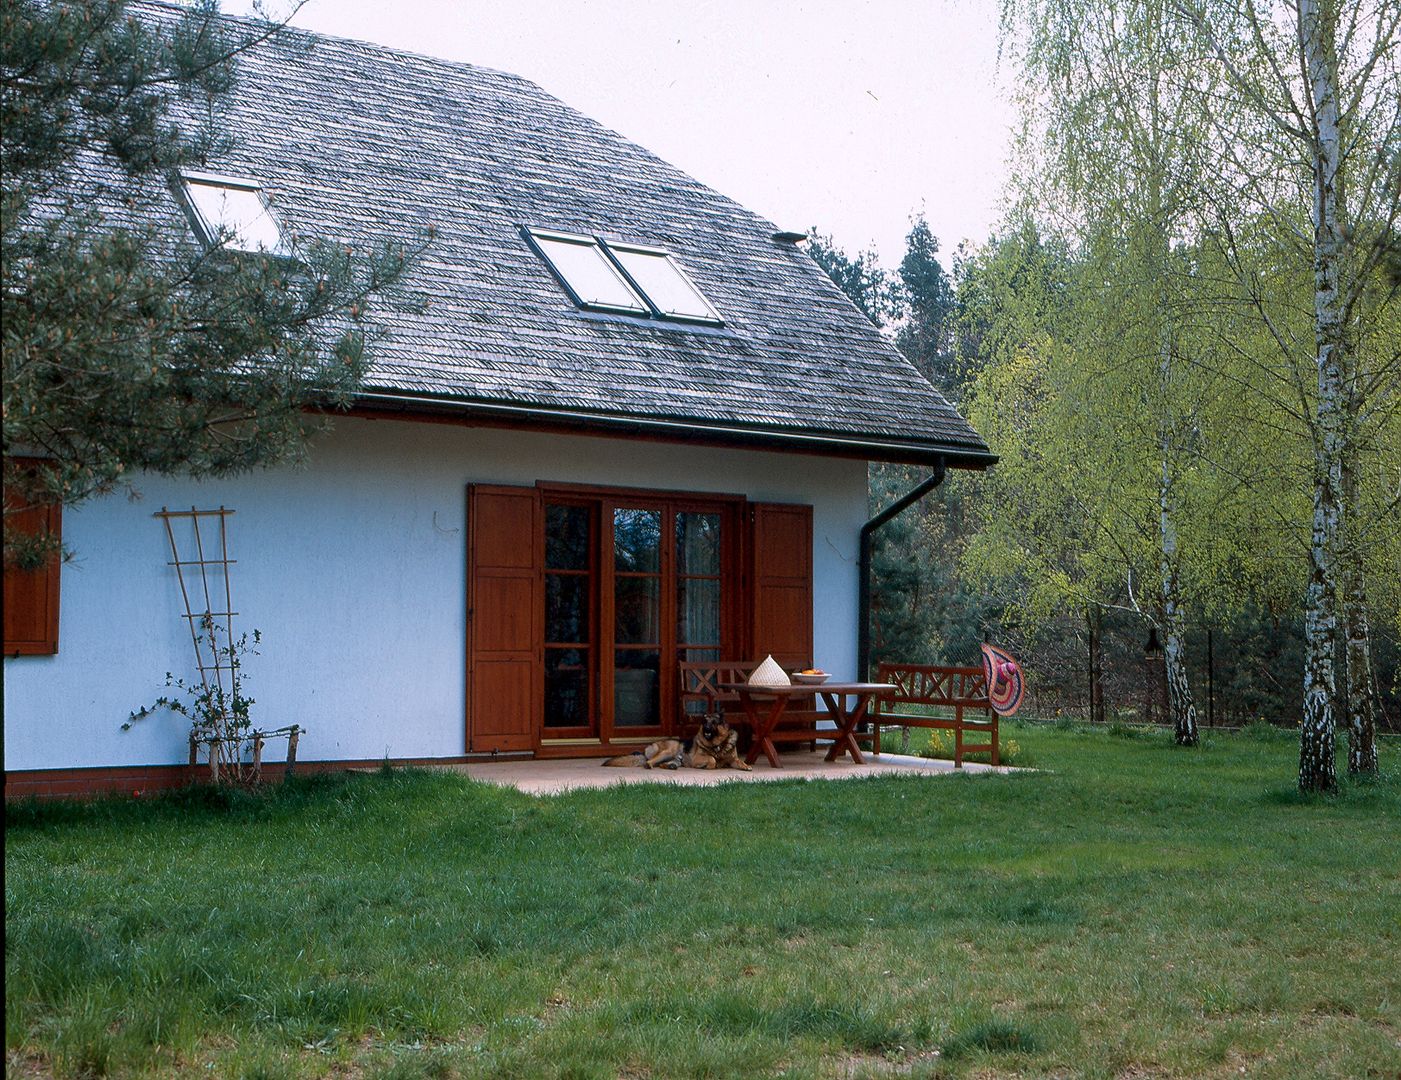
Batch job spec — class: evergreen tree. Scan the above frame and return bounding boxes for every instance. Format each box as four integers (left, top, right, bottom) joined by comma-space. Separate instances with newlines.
804, 227, 984, 673
894, 216, 960, 397
804, 229, 895, 326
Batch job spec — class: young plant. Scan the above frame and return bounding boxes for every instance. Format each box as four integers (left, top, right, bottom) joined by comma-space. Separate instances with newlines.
127, 613, 264, 784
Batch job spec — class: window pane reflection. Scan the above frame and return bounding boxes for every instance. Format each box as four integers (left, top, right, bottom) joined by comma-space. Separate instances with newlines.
545, 649, 589, 728
676, 512, 720, 575
677, 578, 720, 645
546, 505, 590, 570
614, 650, 660, 727
614, 509, 661, 572
546, 575, 588, 643
615, 577, 659, 644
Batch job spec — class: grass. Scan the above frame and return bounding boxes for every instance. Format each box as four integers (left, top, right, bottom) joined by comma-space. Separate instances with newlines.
5, 722, 1399, 1079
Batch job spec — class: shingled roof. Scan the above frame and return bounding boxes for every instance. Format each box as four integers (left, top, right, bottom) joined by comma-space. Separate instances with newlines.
146, 5, 994, 468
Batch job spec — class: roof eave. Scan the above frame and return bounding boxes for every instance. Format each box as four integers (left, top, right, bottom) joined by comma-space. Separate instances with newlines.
344, 391, 998, 469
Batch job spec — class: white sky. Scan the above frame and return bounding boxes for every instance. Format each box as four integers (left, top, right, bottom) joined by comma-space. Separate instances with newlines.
233, 0, 1016, 269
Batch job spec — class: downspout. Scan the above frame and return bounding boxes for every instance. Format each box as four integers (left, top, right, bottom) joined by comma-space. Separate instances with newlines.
857, 457, 947, 681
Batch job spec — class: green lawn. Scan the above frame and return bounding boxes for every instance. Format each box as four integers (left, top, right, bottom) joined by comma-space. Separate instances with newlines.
5, 723, 1398, 1079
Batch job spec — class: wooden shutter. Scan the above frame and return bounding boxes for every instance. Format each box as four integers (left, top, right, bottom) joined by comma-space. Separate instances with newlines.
466, 485, 542, 752
3, 466, 62, 657
748, 502, 813, 670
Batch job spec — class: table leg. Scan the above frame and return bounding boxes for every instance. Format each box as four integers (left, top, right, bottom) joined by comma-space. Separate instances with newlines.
741, 693, 788, 767
821, 692, 870, 764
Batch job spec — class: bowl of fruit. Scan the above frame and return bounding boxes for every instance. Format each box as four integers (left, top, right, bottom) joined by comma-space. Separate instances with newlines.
792, 668, 830, 685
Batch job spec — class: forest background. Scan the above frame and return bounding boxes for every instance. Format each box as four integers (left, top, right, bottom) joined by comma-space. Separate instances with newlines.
815, 2, 1400, 749
824, 215, 1399, 732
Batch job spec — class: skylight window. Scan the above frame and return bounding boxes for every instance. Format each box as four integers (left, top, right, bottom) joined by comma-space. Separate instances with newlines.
525, 228, 723, 325
527, 230, 649, 314
605, 242, 722, 324
179, 172, 287, 254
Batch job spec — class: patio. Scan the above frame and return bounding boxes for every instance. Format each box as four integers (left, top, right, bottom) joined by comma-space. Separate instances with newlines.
459, 750, 1015, 795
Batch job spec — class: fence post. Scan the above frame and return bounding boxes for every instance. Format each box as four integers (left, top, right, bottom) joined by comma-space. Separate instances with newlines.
1207, 627, 1215, 728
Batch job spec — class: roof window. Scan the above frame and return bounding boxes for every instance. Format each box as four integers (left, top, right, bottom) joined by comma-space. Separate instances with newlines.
526, 229, 649, 315
526, 228, 722, 325
179, 172, 287, 254
605, 242, 722, 323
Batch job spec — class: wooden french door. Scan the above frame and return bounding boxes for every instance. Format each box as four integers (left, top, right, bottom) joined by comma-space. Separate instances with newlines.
469, 483, 812, 754
542, 490, 739, 743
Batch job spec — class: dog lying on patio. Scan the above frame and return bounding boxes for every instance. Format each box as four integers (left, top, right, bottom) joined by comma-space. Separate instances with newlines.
601, 736, 687, 770
601, 715, 752, 771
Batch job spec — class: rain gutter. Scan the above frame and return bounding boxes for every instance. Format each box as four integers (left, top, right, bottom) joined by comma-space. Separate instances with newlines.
347, 390, 997, 469
857, 458, 947, 682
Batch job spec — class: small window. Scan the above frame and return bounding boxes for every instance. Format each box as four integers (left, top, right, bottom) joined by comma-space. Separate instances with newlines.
527, 229, 649, 314
606, 242, 723, 324
179, 172, 287, 254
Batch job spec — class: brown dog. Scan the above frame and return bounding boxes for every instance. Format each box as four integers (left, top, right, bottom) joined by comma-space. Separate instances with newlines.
599, 716, 752, 771
601, 738, 687, 769
688, 715, 752, 770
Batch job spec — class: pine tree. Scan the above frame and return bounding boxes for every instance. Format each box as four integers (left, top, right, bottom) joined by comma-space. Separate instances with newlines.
2, 0, 420, 554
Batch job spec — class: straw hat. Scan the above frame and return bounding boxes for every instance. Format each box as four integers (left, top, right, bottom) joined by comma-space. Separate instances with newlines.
747, 654, 791, 687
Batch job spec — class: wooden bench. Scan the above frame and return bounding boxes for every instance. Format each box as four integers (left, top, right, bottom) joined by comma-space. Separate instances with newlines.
678, 660, 863, 750
872, 663, 998, 767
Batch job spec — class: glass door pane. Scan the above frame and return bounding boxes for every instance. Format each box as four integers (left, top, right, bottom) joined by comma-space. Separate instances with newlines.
613, 507, 661, 728
545, 649, 590, 728
545, 503, 595, 733
676, 511, 722, 665
614, 508, 661, 571
613, 649, 660, 727
676, 511, 721, 575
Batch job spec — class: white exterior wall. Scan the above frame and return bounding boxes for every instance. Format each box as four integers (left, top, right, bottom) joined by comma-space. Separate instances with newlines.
3, 417, 869, 771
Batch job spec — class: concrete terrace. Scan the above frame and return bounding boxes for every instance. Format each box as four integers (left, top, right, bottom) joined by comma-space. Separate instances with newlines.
458, 751, 1015, 795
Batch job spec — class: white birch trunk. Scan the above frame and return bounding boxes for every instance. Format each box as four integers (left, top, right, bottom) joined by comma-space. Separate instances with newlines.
1341, 445, 1378, 774
1155, 246, 1199, 746
1298, 0, 1345, 793
1160, 450, 1199, 747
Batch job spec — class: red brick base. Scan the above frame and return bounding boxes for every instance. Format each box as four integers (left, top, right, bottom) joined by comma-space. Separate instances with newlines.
3, 754, 521, 801
4, 763, 194, 801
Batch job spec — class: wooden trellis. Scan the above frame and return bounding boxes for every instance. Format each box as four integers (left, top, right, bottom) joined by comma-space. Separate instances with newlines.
155, 507, 300, 783
157, 507, 239, 698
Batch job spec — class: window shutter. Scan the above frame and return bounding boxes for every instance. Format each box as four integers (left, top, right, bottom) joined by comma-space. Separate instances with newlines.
747, 502, 813, 671
3, 468, 61, 657
466, 485, 542, 752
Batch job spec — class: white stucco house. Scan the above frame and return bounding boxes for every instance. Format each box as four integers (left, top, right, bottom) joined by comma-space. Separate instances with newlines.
3, 6, 993, 797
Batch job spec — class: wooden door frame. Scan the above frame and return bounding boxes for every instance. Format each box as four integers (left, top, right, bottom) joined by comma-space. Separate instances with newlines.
537, 482, 746, 749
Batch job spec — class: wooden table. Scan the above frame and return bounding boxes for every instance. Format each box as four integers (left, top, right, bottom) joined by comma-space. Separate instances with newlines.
719, 681, 897, 768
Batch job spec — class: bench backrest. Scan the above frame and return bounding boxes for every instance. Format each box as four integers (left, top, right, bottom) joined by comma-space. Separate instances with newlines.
677, 660, 758, 724
876, 662, 990, 708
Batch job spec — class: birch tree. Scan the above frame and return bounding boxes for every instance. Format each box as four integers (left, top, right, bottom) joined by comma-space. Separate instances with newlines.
1341, 280, 1401, 772
999, 0, 1220, 745
1175, 0, 1400, 787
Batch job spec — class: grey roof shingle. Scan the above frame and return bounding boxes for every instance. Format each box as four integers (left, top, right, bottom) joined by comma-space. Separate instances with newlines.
144, 5, 994, 466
